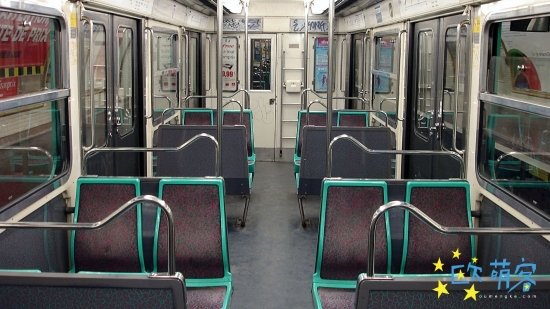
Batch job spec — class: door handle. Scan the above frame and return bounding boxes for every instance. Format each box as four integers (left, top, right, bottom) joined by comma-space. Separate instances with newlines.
269, 98, 276, 105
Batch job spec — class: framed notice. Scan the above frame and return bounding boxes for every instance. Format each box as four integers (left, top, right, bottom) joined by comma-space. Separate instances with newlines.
222, 37, 238, 91
314, 37, 329, 92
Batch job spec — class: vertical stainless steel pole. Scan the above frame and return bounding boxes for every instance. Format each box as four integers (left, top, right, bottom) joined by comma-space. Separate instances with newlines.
326, 0, 334, 176
217, 2, 224, 175
303, 1, 309, 109
244, 1, 250, 108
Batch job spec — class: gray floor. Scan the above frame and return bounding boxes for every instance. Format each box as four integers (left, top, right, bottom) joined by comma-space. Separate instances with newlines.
225, 161, 321, 308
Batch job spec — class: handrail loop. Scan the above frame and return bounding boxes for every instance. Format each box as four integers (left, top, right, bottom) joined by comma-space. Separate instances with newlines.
367, 201, 550, 277
453, 20, 469, 155
81, 15, 96, 152
223, 89, 251, 109
0, 195, 177, 276
306, 99, 327, 125
301, 88, 327, 109
327, 134, 465, 178
222, 99, 244, 125
83, 133, 220, 176
495, 151, 550, 173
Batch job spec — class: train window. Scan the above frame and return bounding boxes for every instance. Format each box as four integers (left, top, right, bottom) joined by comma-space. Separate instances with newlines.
250, 39, 271, 90
116, 26, 134, 136
487, 17, 550, 105
415, 30, 434, 133
478, 103, 550, 217
0, 12, 68, 210
0, 13, 60, 98
152, 31, 178, 125
373, 34, 399, 127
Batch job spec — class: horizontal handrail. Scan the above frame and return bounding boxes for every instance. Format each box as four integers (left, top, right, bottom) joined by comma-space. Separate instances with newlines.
0, 146, 55, 178
83, 133, 220, 176
0, 195, 177, 276
328, 134, 465, 178
367, 201, 550, 277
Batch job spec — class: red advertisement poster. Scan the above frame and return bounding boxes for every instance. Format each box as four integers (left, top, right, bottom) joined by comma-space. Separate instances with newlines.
0, 12, 50, 99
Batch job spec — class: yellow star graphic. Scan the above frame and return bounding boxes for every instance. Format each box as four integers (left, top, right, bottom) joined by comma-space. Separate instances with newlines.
432, 280, 449, 298
464, 284, 480, 301
452, 248, 461, 259
471, 257, 478, 264
433, 257, 444, 272
456, 269, 466, 280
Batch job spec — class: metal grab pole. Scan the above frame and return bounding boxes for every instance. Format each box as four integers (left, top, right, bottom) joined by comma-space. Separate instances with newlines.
0, 195, 177, 276
303, 1, 310, 109
244, 1, 250, 108
325, 0, 334, 177
217, 2, 224, 176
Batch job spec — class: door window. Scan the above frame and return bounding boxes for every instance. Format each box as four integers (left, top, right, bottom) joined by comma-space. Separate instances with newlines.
250, 39, 271, 90
116, 27, 134, 136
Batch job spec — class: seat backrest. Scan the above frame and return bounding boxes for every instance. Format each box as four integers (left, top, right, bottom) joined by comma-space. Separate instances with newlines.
155, 178, 230, 281
355, 275, 550, 308
402, 181, 473, 274
71, 177, 142, 273
220, 126, 250, 195
156, 125, 218, 177
223, 110, 254, 157
299, 126, 395, 196
0, 272, 186, 308
298, 126, 327, 196
315, 179, 390, 282
182, 109, 214, 125
331, 127, 394, 179
295, 111, 327, 158
156, 125, 249, 194
337, 111, 368, 127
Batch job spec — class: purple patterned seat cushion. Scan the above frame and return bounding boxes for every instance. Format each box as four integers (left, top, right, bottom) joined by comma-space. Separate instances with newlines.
157, 185, 224, 278
320, 186, 388, 280
339, 114, 366, 127
184, 112, 212, 125
74, 183, 140, 272
406, 187, 470, 273
186, 286, 227, 309
317, 288, 355, 309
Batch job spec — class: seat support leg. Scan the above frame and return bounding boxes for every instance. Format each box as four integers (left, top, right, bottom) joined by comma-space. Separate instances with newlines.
298, 195, 308, 228
238, 194, 251, 227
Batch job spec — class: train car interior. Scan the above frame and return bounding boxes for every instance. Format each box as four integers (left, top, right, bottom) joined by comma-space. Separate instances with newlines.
0, 0, 549, 308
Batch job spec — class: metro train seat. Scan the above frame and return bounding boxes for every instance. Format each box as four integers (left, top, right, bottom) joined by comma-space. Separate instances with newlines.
294, 110, 328, 175
336, 110, 369, 127
156, 124, 252, 226
70, 177, 143, 273
0, 271, 187, 309
182, 108, 215, 125
312, 179, 390, 309
156, 178, 232, 309
355, 275, 550, 309
222, 109, 256, 175
402, 181, 474, 274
